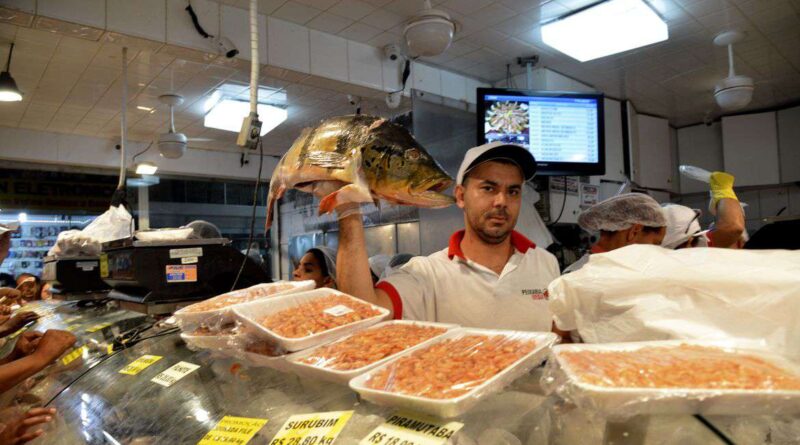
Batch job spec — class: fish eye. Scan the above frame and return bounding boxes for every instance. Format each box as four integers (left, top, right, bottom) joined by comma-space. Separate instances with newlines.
404, 149, 421, 161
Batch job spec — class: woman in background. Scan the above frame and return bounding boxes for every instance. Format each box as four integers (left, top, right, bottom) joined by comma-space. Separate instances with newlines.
293, 247, 337, 289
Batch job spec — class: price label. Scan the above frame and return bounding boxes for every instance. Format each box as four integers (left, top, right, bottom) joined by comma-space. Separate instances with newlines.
119, 355, 163, 375
151, 361, 200, 387
360, 413, 463, 445
99, 253, 109, 277
65, 324, 80, 332
86, 322, 112, 333
198, 416, 268, 445
61, 345, 87, 366
323, 305, 353, 317
64, 316, 81, 324
269, 410, 353, 445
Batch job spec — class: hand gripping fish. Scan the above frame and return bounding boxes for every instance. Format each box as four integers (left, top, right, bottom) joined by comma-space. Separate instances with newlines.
266, 115, 454, 229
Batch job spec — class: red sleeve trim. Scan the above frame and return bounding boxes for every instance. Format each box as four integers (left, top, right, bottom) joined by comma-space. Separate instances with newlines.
376, 281, 403, 320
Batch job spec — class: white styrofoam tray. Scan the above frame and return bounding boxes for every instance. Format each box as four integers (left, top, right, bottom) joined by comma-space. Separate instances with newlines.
232, 288, 390, 352
546, 340, 800, 418
286, 320, 458, 385
174, 281, 316, 327
349, 328, 559, 418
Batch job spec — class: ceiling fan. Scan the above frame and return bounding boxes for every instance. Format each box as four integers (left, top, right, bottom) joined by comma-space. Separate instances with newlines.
713, 30, 754, 111
155, 92, 213, 159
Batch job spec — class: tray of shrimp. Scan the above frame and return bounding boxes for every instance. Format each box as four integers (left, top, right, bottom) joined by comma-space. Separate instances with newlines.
232, 288, 390, 352
541, 340, 800, 418
349, 328, 559, 418
286, 320, 457, 384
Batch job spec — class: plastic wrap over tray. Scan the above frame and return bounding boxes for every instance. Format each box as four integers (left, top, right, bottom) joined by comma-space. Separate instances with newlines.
174, 281, 316, 329
287, 320, 457, 384
547, 245, 800, 359
179, 323, 242, 352
233, 288, 390, 352
350, 328, 559, 418
541, 340, 800, 420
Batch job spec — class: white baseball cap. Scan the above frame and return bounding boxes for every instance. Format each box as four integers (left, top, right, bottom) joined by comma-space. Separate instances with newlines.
661, 204, 704, 249
0, 222, 19, 236
456, 142, 537, 185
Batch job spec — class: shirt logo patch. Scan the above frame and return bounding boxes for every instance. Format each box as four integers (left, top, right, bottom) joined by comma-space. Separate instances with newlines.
522, 289, 548, 300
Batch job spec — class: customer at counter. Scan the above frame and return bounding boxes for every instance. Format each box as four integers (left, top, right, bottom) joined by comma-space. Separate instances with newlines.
335, 142, 560, 332
563, 193, 667, 274
0, 225, 22, 303
661, 171, 745, 250
293, 246, 337, 289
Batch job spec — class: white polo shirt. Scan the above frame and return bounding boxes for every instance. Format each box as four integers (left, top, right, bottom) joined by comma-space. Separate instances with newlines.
376, 230, 560, 331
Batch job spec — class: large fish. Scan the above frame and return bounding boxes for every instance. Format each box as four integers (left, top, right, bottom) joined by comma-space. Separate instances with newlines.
266, 115, 454, 229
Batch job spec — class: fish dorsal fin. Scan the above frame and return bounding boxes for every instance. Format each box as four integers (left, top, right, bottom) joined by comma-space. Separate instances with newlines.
305, 150, 349, 169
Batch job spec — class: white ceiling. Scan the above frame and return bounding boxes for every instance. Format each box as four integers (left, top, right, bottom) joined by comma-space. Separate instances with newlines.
228, 0, 800, 126
0, 0, 799, 157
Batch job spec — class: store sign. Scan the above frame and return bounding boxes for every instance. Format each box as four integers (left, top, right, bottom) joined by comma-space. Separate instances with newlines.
360, 412, 464, 445
119, 355, 163, 375
0, 169, 118, 212
198, 416, 269, 445
166, 265, 197, 283
151, 361, 200, 387
269, 410, 353, 445
61, 345, 87, 366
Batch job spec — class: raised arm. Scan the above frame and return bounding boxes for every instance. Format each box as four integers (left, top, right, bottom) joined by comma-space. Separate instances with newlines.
336, 209, 393, 312
709, 172, 745, 248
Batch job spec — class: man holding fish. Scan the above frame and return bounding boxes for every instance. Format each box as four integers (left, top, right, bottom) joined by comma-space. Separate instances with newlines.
265, 116, 561, 333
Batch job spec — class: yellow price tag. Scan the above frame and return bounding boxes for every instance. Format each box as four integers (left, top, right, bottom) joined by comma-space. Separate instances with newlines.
198, 416, 268, 445
270, 410, 353, 445
86, 322, 112, 333
64, 316, 81, 324
65, 324, 80, 332
100, 253, 109, 278
119, 355, 162, 375
61, 345, 87, 366
107, 344, 114, 355
360, 412, 464, 445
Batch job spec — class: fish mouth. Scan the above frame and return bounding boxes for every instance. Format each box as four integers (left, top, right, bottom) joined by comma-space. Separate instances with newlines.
427, 179, 452, 193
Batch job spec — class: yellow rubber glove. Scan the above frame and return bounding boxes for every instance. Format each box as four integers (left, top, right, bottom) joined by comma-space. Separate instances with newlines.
709, 171, 738, 214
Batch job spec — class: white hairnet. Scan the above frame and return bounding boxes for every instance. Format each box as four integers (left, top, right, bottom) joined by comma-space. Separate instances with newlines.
379, 253, 415, 280
368, 254, 392, 280
307, 246, 337, 281
661, 204, 702, 249
578, 193, 667, 232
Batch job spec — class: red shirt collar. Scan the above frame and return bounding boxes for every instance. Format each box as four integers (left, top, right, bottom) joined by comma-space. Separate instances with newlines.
590, 244, 607, 254
447, 230, 537, 260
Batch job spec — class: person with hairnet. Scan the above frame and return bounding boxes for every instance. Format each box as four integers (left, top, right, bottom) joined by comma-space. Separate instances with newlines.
661, 171, 745, 250
564, 193, 667, 273
293, 246, 337, 289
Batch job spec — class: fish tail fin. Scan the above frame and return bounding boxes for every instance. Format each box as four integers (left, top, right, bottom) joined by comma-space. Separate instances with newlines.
265, 180, 285, 230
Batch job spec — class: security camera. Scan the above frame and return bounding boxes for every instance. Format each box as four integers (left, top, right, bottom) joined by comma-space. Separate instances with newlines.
385, 91, 402, 109
213, 36, 239, 59
347, 95, 361, 106
383, 44, 401, 61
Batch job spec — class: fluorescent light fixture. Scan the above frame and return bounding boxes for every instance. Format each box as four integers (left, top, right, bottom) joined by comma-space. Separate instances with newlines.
204, 99, 287, 136
135, 162, 158, 175
136, 106, 153, 112
542, 0, 668, 62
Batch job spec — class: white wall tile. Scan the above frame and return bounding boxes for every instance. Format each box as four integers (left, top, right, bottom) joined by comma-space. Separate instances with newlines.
464, 77, 486, 104
440, 70, 466, 102
347, 40, 382, 90
310, 30, 348, 82
166, 0, 219, 52
412, 62, 441, 96
3, 0, 35, 13
758, 188, 789, 219
267, 17, 310, 73
722, 112, 780, 187
676, 123, 724, 194
38, 0, 105, 29
107, 0, 166, 42
221, 5, 268, 63
777, 105, 800, 183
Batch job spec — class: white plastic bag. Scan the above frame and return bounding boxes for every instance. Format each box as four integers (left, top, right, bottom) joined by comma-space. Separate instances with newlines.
48, 205, 133, 257
548, 245, 800, 359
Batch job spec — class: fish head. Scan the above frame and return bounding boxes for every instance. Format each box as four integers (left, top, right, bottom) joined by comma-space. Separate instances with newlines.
363, 121, 455, 208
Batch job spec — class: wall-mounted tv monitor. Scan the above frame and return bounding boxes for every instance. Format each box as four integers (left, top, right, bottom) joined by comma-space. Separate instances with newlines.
477, 88, 605, 176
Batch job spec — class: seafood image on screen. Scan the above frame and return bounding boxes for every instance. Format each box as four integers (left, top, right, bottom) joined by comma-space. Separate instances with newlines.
260, 294, 382, 338
266, 115, 455, 229
298, 323, 447, 371
561, 344, 800, 390
486, 101, 529, 135
365, 334, 537, 399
